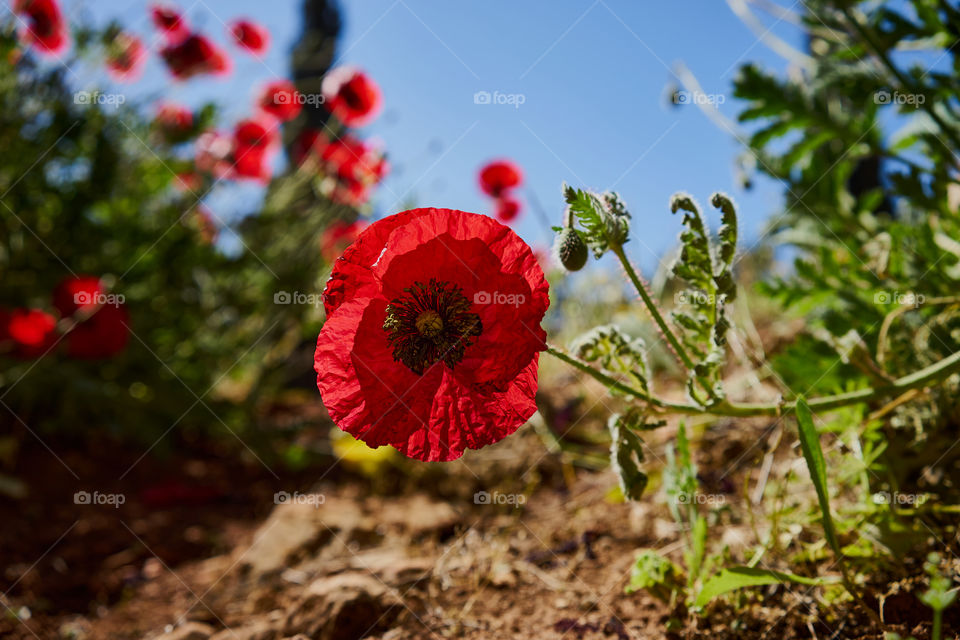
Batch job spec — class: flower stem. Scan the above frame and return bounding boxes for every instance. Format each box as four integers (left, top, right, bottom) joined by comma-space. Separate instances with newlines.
545, 343, 960, 419
609, 244, 696, 373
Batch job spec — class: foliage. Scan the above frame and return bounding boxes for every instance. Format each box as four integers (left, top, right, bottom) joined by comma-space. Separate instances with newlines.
0, 18, 355, 455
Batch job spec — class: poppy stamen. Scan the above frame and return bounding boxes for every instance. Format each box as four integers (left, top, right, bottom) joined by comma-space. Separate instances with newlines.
383, 279, 482, 375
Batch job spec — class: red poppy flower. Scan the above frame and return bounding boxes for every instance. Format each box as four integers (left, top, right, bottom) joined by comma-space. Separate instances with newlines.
66, 303, 129, 359
479, 159, 522, 197
194, 130, 233, 178
232, 118, 277, 183
53, 275, 104, 317
160, 32, 231, 80
295, 130, 388, 206
315, 208, 549, 462
154, 101, 193, 142
6, 308, 57, 358
494, 195, 522, 223
321, 66, 382, 127
229, 18, 270, 55
258, 80, 301, 122
14, 0, 70, 57
321, 220, 366, 262
150, 2, 188, 44
105, 32, 147, 82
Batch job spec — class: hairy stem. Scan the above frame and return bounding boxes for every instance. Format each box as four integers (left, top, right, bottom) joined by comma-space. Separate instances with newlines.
546, 344, 960, 419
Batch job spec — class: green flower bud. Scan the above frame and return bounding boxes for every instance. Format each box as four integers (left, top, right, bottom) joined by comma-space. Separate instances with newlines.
554, 227, 588, 272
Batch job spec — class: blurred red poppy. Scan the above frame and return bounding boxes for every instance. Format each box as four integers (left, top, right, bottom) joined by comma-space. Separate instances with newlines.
315, 208, 549, 461
478, 159, 523, 197
194, 130, 233, 179
229, 18, 269, 55
53, 275, 104, 317
321, 66, 382, 127
160, 32, 231, 80
106, 32, 147, 83
295, 130, 388, 206
6, 308, 57, 358
66, 304, 129, 359
14, 0, 70, 56
258, 80, 301, 122
494, 195, 522, 223
232, 118, 277, 183
150, 2, 188, 44
154, 102, 193, 141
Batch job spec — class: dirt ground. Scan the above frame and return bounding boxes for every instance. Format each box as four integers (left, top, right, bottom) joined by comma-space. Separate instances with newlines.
1, 389, 956, 640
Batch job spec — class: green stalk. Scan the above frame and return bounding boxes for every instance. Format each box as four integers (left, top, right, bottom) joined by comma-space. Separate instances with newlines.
545, 343, 960, 419
609, 245, 696, 371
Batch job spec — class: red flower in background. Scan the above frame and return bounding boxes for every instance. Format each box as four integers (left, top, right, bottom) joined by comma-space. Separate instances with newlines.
105, 32, 147, 82
478, 159, 523, 197
258, 80, 301, 122
5, 308, 57, 358
154, 102, 193, 141
315, 208, 549, 462
321, 66, 382, 127
232, 118, 276, 183
229, 18, 270, 55
295, 130, 388, 206
494, 195, 522, 223
160, 33, 231, 80
53, 275, 104, 317
67, 304, 129, 359
194, 130, 233, 179
14, 0, 70, 56
320, 220, 366, 262
150, 2, 188, 44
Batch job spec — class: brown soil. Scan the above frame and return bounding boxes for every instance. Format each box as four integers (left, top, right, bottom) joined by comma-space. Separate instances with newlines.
1, 399, 956, 640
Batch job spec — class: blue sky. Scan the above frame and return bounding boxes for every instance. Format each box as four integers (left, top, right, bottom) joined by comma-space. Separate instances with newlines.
64, 0, 806, 273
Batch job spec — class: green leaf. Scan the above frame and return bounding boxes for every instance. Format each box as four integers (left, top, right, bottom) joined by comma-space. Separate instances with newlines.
608, 411, 649, 501
563, 183, 630, 257
796, 397, 841, 555
625, 550, 683, 603
571, 324, 650, 392
695, 566, 838, 608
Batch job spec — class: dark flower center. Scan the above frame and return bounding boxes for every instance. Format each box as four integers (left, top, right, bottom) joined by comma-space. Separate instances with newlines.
383, 279, 482, 375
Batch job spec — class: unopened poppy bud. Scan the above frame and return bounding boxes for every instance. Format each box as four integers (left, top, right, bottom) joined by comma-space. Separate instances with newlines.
554, 227, 588, 272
